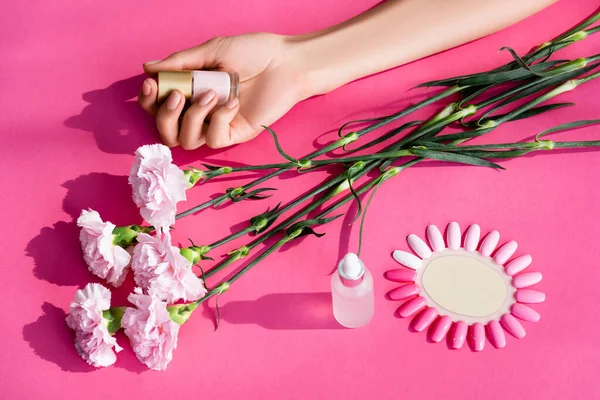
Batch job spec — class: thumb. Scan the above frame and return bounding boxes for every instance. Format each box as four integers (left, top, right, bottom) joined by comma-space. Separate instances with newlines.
143, 39, 222, 75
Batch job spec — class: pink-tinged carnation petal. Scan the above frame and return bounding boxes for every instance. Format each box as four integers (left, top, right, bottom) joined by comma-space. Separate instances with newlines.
480, 230, 500, 257
464, 224, 481, 252
505, 254, 532, 276
487, 320, 506, 348
122, 288, 180, 371
392, 250, 422, 270
501, 313, 526, 339
450, 321, 468, 349
385, 269, 417, 283
429, 316, 452, 343
515, 289, 546, 304
411, 307, 438, 332
77, 209, 131, 287
513, 272, 543, 288
446, 222, 461, 250
407, 234, 432, 259
396, 296, 426, 318
426, 224, 445, 251
131, 232, 207, 303
511, 303, 540, 322
470, 323, 485, 352
388, 284, 420, 301
65, 283, 122, 368
494, 240, 518, 264
128, 144, 189, 229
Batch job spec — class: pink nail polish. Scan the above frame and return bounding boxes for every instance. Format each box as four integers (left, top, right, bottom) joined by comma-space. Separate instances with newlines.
385, 269, 417, 283
505, 254, 532, 276
450, 321, 467, 349
447, 221, 461, 250
480, 230, 500, 256
388, 284, 420, 301
430, 316, 452, 343
494, 240, 518, 264
157, 70, 239, 105
427, 225, 445, 251
515, 289, 546, 304
513, 272, 543, 288
501, 313, 526, 339
488, 320, 506, 348
412, 307, 438, 332
166, 91, 181, 110
397, 296, 426, 318
198, 90, 216, 106
464, 224, 481, 251
471, 323, 485, 352
511, 303, 540, 322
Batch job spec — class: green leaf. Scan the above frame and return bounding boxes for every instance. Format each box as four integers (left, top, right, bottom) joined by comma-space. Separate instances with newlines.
536, 119, 600, 141
500, 47, 550, 77
476, 63, 599, 124
417, 60, 565, 87
263, 125, 299, 164
411, 148, 504, 169
103, 307, 125, 334
285, 214, 344, 240
457, 149, 533, 159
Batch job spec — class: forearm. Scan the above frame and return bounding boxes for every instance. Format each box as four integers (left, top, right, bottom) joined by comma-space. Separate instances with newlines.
289, 0, 558, 97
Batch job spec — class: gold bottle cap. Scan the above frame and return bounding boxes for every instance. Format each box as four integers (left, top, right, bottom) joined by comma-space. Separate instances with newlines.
157, 71, 193, 103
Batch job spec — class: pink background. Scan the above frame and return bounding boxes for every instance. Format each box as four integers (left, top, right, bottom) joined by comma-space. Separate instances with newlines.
2, 0, 599, 399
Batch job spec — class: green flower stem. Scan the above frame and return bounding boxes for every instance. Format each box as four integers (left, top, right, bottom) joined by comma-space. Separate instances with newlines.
174, 86, 463, 219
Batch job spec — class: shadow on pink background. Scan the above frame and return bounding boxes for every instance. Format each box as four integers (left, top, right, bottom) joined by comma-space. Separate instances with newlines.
2, 0, 600, 399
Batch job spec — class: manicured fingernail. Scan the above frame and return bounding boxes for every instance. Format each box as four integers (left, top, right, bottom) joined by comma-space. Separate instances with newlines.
144, 59, 161, 66
142, 79, 152, 96
199, 90, 216, 106
166, 91, 181, 110
226, 97, 239, 109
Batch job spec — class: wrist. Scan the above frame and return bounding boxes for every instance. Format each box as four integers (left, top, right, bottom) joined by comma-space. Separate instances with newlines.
283, 34, 350, 100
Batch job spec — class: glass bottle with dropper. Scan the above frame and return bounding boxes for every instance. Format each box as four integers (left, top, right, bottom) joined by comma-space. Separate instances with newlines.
331, 253, 374, 328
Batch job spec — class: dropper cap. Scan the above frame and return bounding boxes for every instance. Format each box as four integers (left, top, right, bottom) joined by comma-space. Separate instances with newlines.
338, 253, 365, 287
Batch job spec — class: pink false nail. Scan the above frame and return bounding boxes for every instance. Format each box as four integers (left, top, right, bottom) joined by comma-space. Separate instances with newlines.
511, 303, 540, 322
388, 284, 420, 301
397, 296, 427, 318
501, 313, 526, 339
480, 230, 500, 256
505, 254, 532, 276
464, 224, 481, 251
447, 222, 461, 250
385, 269, 417, 283
427, 224, 445, 251
407, 234, 432, 259
430, 316, 452, 343
471, 323, 485, 352
392, 250, 422, 270
515, 289, 546, 304
450, 321, 467, 349
487, 320, 506, 349
513, 272, 543, 288
494, 240, 518, 264
412, 307, 439, 332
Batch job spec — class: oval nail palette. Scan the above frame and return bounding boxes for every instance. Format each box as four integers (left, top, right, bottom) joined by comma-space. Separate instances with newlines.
386, 222, 545, 351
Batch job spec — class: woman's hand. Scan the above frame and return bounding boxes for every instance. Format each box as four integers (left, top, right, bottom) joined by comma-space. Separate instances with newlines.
138, 33, 309, 150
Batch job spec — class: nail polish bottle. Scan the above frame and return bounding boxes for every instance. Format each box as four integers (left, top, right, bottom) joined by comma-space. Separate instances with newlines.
331, 253, 374, 328
157, 71, 239, 105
